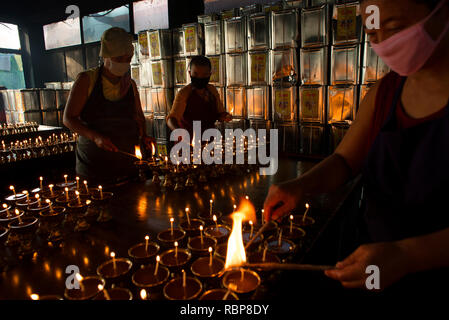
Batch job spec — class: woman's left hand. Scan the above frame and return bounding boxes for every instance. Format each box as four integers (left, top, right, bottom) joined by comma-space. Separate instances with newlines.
324, 242, 411, 291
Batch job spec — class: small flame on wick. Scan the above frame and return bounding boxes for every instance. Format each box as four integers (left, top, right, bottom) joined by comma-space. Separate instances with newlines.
135, 146, 142, 160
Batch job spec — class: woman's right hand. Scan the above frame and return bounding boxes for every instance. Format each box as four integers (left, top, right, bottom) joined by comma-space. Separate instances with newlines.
92, 134, 118, 152
263, 179, 305, 222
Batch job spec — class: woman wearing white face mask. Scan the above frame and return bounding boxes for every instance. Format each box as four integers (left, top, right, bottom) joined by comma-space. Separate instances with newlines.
64, 27, 154, 185
263, 0, 449, 294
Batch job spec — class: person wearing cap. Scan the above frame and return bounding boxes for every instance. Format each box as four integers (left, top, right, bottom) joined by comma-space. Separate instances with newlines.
167, 55, 232, 139
64, 27, 153, 184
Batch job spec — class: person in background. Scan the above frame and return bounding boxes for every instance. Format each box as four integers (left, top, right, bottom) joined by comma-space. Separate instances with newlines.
166, 56, 232, 140
263, 0, 449, 294
64, 27, 154, 185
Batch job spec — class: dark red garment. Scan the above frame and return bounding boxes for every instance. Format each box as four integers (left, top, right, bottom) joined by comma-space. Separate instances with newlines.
366, 72, 447, 155
76, 65, 139, 184
362, 72, 449, 242
180, 88, 218, 138
358, 71, 449, 295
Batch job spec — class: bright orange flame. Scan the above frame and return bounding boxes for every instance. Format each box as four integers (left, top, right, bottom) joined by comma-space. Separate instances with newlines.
135, 146, 142, 160
224, 198, 256, 269
151, 143, 155, 156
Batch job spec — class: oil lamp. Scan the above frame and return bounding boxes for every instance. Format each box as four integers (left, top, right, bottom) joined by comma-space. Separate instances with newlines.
134, 145, 148, 181
221, 198, 261, 297
163, 269, 202, 300
128, 235, 160, 265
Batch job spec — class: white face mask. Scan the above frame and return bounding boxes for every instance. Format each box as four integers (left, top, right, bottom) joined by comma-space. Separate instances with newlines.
104, 58, 130, 77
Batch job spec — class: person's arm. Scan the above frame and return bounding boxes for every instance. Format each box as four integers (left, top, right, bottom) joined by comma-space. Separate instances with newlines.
209, 85, 232, 122
398, 228, 449, 274
63, 72, 118, 152
324, 227, 449, 290
166, 86, 189, 131
263, 80, 381, 221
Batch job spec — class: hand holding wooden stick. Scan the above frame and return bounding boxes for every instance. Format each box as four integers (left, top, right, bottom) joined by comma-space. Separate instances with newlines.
116, 149, 139, 159
244, 263, 334, 271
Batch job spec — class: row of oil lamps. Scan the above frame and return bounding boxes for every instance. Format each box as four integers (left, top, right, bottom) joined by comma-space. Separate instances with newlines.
0, 122, 40, 136
0, 175, 113, 256
135, 144, 261, 191
0, 133, 77, 164
27, 198, 314, 300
